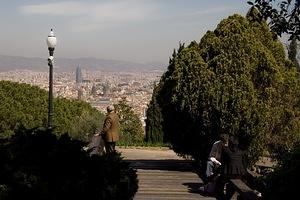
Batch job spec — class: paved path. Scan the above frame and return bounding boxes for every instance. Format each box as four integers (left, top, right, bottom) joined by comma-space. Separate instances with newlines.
118, 147, 216, 200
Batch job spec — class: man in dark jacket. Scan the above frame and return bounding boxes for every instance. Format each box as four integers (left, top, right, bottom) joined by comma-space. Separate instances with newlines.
102, 105, 120, 154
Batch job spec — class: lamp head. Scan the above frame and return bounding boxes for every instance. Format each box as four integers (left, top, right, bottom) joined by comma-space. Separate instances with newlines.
47, 29, 57, 56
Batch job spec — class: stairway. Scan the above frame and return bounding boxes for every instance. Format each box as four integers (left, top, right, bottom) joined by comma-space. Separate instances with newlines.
119, 147, 216, 200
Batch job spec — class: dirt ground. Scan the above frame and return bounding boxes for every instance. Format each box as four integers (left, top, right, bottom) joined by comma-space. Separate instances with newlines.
117, 147, 186, 160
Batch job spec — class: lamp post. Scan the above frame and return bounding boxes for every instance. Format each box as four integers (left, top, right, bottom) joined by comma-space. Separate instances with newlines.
46, 29, 57, 130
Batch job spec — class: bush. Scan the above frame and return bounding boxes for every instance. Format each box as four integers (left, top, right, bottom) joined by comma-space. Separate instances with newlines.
0, 128, 138, 200
262, 145, 300, 200
0, 80, 105, 141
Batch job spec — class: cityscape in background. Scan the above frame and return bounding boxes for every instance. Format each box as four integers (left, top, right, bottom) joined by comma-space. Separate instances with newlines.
0, 66, 164, 130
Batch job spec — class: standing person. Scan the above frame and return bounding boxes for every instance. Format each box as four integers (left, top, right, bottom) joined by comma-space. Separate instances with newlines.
102, 105, 120, 154
199, 133, 229, 194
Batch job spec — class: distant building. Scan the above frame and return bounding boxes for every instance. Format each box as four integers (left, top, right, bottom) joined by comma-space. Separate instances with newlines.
89, 97, 111, 112
77, 86, 83, 100
91, 84, 97, 96
76, 66, 82, 84
82, 79, 91, 83
102, 82, 110, 96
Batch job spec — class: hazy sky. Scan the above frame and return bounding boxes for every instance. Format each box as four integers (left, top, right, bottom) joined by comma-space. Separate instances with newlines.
0, 0, 248, 64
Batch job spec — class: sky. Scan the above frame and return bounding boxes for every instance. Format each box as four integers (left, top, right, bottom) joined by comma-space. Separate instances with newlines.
0, 0, 248, 64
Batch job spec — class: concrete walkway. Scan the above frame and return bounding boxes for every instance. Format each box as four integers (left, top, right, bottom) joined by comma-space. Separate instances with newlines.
118, 147, 216, 200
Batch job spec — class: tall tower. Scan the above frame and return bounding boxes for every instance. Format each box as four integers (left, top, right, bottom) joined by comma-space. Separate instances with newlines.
78, 86, 83, 100
76, 66, 82, 84
91, 84, 97, 96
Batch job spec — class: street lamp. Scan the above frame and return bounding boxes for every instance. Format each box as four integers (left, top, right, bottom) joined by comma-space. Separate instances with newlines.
46, 29, 57, 130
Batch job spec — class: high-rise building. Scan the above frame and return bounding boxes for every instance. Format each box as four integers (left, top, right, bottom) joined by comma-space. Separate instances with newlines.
77, 86, 83, 100
91, 84, 97, 96
76, 66, 82, 84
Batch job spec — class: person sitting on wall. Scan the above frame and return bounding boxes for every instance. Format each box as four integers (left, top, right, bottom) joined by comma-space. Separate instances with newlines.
83, 130, 105, 156
199, 133, 229, 194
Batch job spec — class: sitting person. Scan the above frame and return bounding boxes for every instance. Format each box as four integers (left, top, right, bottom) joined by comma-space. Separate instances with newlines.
84, 130, 105, 156
221, 136, 247, 198
199, 133, 229, 194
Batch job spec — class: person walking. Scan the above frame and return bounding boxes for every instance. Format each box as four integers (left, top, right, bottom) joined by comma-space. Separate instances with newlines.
102, 105, 120, 154
199, 133, 229, 194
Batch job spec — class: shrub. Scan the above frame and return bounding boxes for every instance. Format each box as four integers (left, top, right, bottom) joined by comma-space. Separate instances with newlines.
0, 128, 138, 200
0, 80, 105, 141
262, 145, 300, 200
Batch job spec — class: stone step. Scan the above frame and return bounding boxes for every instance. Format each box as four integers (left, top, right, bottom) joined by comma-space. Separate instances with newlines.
134, 169, 213, 200
119, 148, 215, 200
134, 193, 213, 200
126, 160, 193, 171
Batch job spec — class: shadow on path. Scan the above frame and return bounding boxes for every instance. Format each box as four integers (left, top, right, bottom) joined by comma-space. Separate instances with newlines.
125, 159, 194, 171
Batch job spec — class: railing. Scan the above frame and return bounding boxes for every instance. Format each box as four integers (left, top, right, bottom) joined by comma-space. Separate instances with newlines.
227, 179, 261, 200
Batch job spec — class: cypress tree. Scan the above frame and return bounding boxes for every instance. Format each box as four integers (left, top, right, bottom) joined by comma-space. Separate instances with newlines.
153, 9, 300, 163
288, 37, 300, 69
145, 85, 164, 143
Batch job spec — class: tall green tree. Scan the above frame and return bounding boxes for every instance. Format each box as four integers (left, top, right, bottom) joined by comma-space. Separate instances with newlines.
145, 84, 164, 143
288, 38, 300, 68
153, 9, 300, 163
248, 0, 300, 40
114, 99, 144, 145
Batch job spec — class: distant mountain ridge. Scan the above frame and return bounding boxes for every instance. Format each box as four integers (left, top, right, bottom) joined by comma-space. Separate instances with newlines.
0, 55, 166, 72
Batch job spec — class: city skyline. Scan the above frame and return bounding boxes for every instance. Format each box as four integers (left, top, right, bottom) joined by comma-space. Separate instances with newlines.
0, 0, 248, 65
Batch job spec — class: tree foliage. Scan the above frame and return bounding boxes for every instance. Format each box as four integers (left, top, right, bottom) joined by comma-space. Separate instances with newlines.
248, 0, 300, 40
145, 84, 164, 143
288, 37, 300, 68
151, 10, 300, 163
114, 99, 144, 145
0, 128, 138, 200
0, 80, 105, 141
262, 144, 300, 199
